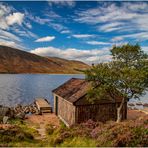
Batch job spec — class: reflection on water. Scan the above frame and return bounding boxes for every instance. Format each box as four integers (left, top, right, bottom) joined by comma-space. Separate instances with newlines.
0, 74, 84, 107
0, 74, 147, 107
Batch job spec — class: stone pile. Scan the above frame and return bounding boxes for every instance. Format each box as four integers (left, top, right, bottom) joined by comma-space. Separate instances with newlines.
12, 103, 40, 118
0, 103, 40, 122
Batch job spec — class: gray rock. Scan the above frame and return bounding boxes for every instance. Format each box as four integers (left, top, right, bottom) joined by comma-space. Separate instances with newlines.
3, 116, 9, 124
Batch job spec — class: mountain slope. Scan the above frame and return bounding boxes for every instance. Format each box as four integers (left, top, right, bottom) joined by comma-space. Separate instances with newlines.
0, 46, 89, 74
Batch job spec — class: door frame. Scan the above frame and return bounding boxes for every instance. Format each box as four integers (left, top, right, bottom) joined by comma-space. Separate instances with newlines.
55, 96, 58, 115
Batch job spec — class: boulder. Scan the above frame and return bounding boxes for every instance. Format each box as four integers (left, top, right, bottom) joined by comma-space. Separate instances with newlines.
3, 116, 9, 124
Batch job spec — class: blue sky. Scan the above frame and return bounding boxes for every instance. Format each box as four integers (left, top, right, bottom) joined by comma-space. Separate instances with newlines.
0, 1, 148, 63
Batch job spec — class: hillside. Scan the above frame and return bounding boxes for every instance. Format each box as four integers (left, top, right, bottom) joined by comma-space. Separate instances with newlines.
0, 46, 89, 74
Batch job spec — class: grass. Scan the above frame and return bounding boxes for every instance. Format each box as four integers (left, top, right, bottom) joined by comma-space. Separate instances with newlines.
0, 115, 147, 147
0, 118, 40, 147
59, 137, 97, 147
9, 118, 38, 137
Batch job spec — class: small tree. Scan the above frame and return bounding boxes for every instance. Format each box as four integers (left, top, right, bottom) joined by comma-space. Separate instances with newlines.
84, 43, 148, 122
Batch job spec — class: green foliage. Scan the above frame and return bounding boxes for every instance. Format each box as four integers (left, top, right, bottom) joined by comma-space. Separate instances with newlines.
111, 43, 147, 66
85, 43, 148, 102
9, 118, 38, 136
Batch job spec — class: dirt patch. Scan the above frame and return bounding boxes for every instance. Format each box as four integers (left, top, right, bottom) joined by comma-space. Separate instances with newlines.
127, 109, 147, 120
25, 113, 60, 140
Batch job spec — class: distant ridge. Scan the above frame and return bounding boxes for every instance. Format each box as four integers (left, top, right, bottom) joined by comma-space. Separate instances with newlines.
0, 45, 89, 74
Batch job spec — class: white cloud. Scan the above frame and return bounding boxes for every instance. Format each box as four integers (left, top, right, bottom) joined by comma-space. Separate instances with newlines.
0, 29, 21, 42
6, 12, 24, 26
30, 16, 49, 25
99, 22, 123, 32
99, 22, 122, 30
141, 46, 148, 53
61, 30, 71, 34
87, 41, 110, 45
113, 32, 148, 41
24, 22, 32, 29
49, 23, 66, 32
74, 2, 148, 35
26, 10, 68, 32
48, 1, 75, 8
0, 3, 25, 30
123, 32, 148, 40
75, 3, 140, 24
26, 30, 38, 39
72, 34, 95, 39
111, 36, 123, 42
0, 38, 24, 49
35, 36, 55, 42
30, 46, 111, 64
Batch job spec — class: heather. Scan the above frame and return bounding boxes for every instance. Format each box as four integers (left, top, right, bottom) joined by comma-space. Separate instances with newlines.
46, 115, 148, 147
0, 115, 147, 147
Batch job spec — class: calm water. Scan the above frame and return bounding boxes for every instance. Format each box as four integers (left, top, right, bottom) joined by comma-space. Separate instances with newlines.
0, 74, 84, 107
0, 74, 147, 107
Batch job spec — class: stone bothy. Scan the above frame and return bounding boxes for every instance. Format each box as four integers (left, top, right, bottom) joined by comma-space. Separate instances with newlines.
52, 78, 127, 127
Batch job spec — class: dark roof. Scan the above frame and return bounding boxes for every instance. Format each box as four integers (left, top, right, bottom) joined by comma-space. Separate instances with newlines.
52, 78, 123, 104
52, 78, 90, 103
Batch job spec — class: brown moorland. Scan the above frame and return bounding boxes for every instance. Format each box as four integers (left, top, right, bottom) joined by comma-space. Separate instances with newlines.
0, 45, 89, 74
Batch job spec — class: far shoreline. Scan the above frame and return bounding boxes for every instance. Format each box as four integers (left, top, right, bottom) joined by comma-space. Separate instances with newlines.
0, 73, 85, 75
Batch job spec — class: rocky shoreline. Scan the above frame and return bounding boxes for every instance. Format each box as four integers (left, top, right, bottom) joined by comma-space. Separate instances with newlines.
128, 102, 148, 109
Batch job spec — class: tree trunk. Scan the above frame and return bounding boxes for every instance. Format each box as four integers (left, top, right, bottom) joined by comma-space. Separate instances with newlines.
117, 106, 122, 123
116, 97, 125, 123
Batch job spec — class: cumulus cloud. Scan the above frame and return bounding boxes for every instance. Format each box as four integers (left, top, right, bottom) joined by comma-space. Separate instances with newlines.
30, 46, 111, 63
35, 36, 55, 42
6, 12, 24, 26
87, 41, 110, 45
0, 4, 24, 30
0, 3, 38, 41
72, 34, 95, 39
